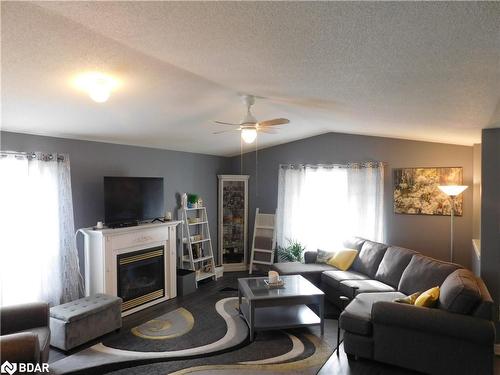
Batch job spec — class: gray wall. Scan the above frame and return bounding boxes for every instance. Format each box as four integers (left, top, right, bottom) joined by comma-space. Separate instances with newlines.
480, 128, 500, 322
1, 131, 232, 271
1, 130, 477, 274
233, 132, 474, 269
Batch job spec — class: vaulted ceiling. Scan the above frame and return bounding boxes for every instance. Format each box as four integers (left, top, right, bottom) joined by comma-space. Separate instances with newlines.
2, 1, 499, 155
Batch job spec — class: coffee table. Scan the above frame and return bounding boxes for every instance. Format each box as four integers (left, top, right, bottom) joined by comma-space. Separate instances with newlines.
238, 275, 324, 341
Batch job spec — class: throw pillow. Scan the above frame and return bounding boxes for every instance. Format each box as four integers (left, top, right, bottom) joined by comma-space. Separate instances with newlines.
326, 249, 358, 271
414, 286, 440, 308
316, 249, 335, 263
394, 292, 421, 305
439, 269, 482, 315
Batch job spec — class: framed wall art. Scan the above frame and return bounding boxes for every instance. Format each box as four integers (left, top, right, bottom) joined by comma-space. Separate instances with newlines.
393, 167, 463, 216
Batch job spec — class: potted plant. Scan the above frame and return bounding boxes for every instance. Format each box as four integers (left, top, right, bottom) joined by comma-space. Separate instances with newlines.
187, 194, 199, 208
277, 239, 305, 262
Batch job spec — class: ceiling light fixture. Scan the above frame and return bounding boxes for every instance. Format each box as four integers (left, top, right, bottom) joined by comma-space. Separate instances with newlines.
241, 128, 257, 144
74, 72, 118, 103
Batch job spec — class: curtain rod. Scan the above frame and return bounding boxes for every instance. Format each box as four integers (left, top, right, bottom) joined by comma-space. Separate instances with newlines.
0, 150, 66, 161
279, 161, 386, 169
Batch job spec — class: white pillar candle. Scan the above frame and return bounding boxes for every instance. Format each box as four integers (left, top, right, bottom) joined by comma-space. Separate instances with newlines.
268, 270, 279, 284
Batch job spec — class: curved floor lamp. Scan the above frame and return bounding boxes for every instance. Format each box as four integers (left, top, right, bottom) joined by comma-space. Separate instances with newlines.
438, 185, 468, 262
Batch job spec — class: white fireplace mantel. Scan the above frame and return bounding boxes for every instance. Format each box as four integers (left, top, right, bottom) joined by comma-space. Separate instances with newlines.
80, 221, 180, 316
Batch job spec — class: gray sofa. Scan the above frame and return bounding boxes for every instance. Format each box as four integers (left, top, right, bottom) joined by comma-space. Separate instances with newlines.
272, 237, 495, 375
0, 302, 51, 364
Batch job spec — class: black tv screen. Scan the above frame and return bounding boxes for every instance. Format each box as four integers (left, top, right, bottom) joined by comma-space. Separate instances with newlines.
104, 177, 164, 225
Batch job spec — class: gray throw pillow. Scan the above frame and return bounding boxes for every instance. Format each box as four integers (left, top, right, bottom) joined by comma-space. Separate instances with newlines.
316, 249, 335, 263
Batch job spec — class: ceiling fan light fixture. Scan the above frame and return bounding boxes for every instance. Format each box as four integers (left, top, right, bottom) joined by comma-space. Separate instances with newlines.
74, 71, 118, 103
241, 128, 257, 144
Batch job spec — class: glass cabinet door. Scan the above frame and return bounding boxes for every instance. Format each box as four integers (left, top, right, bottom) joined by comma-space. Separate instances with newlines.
218, 175, 249, 270
222, 180, 245, 264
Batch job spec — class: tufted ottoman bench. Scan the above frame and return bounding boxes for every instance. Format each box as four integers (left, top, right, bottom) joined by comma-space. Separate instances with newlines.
49, 294, 122, 351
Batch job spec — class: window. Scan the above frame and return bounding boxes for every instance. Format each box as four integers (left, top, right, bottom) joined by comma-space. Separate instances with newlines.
276, 163, 384, 252
0, 152, 82, 307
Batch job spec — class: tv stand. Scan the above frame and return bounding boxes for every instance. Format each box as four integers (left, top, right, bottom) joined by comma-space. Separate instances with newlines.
108, 221, 139, 229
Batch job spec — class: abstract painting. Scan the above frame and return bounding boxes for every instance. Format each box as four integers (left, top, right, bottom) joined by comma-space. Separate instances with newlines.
393, 167, 463, 216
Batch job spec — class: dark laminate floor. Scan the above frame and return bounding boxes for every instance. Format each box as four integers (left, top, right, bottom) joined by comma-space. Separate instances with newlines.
50, 271, 500, 374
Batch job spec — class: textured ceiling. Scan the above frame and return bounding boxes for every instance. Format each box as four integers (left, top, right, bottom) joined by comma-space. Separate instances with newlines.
2, 1, 499, 156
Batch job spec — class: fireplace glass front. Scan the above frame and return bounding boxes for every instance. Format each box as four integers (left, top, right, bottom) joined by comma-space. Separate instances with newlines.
117, 246, 165, 312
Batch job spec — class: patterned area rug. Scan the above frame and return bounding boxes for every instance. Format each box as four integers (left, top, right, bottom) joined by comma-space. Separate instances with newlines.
102, 293, 230, 352
50, 291, 338, 374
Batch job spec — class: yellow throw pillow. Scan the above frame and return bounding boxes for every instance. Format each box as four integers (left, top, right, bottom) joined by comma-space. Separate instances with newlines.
326, 249, 358, 271
394, 292, 421, 305
414, 287, 440, 308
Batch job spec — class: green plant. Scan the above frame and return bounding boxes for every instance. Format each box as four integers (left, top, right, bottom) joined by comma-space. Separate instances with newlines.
187, 194, 199, 204
277, 239, 305, 262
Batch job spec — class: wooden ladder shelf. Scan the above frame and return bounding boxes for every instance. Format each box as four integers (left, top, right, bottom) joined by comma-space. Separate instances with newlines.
249, 208, 276, 274
179, 207, 216, 284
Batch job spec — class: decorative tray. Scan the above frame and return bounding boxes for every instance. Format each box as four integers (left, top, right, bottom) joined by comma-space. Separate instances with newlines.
264, 279, 285, 289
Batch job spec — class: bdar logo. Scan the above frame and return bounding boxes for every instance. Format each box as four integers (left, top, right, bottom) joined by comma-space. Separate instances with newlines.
1, 361, 17, 375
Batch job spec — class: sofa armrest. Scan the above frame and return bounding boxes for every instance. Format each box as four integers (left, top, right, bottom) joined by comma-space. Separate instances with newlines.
303, 251, 317, 264
1, 302, 49, 335
0, 332, 40, 364
372, 301, 495, 345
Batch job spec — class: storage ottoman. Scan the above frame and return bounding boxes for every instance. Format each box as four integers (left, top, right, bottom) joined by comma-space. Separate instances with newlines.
49, 294, 122, 351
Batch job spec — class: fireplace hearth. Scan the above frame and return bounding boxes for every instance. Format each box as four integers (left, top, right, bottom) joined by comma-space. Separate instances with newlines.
118, 247, 165, 312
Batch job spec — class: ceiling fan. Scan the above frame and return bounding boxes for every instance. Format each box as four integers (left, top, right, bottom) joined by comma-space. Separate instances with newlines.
213, 94, 289, 144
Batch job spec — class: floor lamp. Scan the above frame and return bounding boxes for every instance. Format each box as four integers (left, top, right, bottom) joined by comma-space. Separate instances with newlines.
438, 185, 468, 263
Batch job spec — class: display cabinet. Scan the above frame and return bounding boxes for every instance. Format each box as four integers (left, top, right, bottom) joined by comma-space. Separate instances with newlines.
218, 175, 249, 271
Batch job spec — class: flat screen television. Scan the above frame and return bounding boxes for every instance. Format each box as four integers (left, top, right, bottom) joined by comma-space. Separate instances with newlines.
104, 177, 164, 226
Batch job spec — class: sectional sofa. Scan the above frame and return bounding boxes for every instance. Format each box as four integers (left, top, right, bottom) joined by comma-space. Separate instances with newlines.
271, 237, 495, 375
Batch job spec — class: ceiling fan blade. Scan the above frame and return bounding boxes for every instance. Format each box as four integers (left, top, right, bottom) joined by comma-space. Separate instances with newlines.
213, 129, 240, 135
258, 118, 290, 127
213, 120, 241, 126
258, 128, 278, 134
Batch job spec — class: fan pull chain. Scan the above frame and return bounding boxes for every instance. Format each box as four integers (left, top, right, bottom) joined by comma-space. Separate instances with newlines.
255, 135, 258, 197
240, 134, 243, 175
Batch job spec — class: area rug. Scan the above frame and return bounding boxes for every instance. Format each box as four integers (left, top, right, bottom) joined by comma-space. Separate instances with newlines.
49, 291, 338, 374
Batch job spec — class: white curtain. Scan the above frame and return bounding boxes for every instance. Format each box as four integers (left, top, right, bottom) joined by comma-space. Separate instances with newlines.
0, 152, 83, 307
276, 162, 384, 252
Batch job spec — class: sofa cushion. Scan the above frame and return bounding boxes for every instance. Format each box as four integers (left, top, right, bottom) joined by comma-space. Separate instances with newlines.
398, 255, 461, 295
343, 237, 366, 250
340, 292, 406, 335
271, 262, 335, 286
439, 269, 482, 315
272, 261, 335, 275
375, 246, 418, 288
351, 240, 388, 278
321, 269, 370, 289
339, 279, 395, 300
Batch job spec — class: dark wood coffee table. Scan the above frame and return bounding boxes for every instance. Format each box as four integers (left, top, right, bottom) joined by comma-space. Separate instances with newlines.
238, 275, 324, 341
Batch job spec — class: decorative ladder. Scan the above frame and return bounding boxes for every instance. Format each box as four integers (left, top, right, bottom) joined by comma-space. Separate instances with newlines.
249, 208, 276, 274
179, 206, 216, 284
